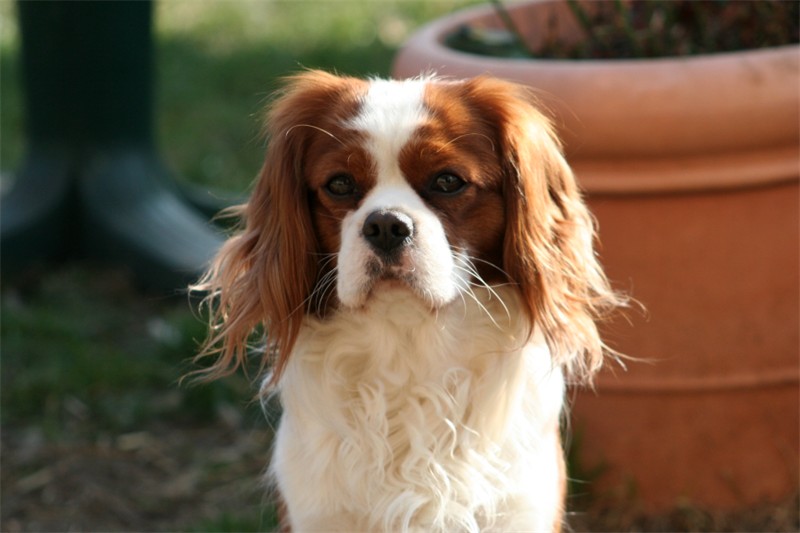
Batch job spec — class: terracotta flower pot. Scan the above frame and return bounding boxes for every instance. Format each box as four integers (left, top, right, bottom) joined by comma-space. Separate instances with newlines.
393, 0, 799, 513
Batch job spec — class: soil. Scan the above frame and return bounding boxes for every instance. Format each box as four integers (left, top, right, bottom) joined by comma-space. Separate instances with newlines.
3, 420, 797, 532
2, 422, 277, 532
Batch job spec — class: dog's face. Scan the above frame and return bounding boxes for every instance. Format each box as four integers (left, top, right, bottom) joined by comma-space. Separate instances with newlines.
196, 71, 620, 382
307, 78, 506, 310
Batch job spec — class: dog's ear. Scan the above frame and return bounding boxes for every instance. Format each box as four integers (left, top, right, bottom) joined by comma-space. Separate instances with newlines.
193, 71, 357, 383
463, 77, 624, 381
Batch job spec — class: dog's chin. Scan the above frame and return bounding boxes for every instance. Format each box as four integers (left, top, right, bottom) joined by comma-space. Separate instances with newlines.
339, 272, 455, 313
372, 276, 410, 293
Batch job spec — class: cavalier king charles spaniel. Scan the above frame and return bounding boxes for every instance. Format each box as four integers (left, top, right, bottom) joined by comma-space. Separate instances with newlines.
194, 70, 623, 532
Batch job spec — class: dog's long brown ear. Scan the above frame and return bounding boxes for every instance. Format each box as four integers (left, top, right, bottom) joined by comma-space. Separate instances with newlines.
464, 77, 625, 382
192, 71, 359, 384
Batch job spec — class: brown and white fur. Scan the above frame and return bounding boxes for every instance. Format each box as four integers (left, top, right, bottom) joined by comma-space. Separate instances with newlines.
194, 71, 623, 532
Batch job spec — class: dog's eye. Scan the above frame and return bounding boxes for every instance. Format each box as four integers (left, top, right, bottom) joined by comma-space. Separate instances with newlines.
325, 174, 356, 197
430, 172, 466, 195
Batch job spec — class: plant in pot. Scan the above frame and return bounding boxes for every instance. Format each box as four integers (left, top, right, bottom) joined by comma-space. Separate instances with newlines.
393, 0, 799, 521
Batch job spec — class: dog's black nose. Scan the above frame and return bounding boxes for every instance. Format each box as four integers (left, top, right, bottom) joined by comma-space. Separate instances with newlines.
362, 210, 414, 254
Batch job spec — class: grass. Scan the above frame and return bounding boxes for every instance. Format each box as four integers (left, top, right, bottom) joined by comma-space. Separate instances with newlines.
1, 266, 275, 531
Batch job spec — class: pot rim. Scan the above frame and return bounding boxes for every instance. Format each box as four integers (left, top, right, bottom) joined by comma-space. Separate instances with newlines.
418, 0, 799, 68
392, 0, 800, 194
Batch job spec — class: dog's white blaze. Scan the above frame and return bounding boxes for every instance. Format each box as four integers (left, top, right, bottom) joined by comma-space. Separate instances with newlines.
347, 77, 428, 186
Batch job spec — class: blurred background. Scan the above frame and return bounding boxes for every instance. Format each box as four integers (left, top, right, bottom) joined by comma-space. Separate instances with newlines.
1, 1, 797, 532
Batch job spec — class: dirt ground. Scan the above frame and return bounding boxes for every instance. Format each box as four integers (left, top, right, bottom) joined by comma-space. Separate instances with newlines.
2, 422, 277, 532
3, 421, 798, 532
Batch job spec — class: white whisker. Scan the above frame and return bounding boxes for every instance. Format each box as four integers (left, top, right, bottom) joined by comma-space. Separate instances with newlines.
287, 255, 340, 319
434, 132, 496, 154
285, 123, 345, 146
311, 267, 339, 314
451, 249, 512, 325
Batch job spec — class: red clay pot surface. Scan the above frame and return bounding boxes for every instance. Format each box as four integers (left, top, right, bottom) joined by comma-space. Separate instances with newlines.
393, 0, 800, 513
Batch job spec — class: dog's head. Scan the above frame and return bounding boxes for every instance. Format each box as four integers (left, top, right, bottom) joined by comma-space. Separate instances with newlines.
195, 70, 622, 383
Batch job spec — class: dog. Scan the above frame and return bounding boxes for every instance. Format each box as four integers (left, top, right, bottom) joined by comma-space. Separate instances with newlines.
194, 70, 624, 532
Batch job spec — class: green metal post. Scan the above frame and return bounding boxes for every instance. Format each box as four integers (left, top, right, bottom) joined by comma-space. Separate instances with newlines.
1, 0, 222, 291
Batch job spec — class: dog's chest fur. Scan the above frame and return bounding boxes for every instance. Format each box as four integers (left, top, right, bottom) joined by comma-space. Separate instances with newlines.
270, 287, 565, 532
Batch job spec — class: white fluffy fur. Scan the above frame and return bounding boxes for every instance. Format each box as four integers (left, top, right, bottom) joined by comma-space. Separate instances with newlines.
270, 287, 565, 532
